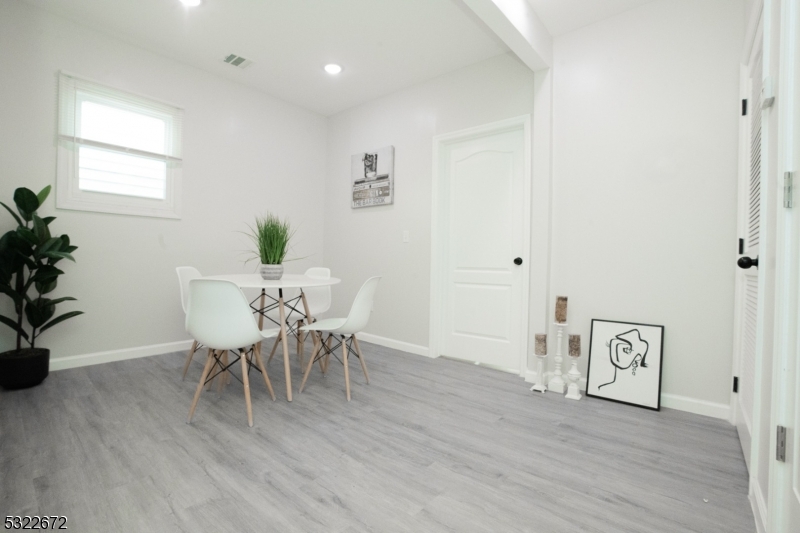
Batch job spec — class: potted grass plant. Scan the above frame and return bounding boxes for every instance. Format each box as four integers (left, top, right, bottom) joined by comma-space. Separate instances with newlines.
248, 214, 295, 280
0, 185, 83, 389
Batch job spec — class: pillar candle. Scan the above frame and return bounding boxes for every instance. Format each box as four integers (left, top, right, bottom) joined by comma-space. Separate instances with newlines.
555, 296, 568, 323
569, 334, 581, 357
535, 334, 547, 355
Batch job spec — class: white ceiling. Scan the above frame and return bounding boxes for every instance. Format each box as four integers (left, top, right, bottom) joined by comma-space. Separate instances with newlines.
526, 0, 654, 37
23, 0, 655, 116
23, 0, 510, 116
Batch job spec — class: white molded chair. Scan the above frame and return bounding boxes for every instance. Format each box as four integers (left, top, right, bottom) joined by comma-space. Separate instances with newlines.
186, 279, 279, 427
298, 276, 381, 401
302, 267, 332, 317
176, 266, 203, 380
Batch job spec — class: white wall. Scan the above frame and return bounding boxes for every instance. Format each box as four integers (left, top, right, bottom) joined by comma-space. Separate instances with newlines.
550, 0, 744, 407
323, 53, 536, 348
0, 1, 327, 359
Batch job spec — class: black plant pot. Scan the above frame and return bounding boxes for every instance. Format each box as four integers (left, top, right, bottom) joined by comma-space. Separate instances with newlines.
0, 348, 50, 390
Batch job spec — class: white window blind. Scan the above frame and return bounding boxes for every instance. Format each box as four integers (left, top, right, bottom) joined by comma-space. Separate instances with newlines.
56, 72, 184, 218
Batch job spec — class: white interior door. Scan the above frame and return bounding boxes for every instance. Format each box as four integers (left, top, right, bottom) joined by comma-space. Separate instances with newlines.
745, 2, 784, 522
734, 48, 763, 471
436, 122, 528, 370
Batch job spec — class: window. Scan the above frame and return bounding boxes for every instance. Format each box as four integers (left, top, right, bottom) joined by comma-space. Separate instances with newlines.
57, 72, 184, 218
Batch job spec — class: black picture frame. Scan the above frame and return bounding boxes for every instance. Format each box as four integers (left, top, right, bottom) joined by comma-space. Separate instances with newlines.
585, 319, 665, 411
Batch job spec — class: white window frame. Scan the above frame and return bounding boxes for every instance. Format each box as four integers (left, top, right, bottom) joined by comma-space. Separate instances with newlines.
56, 72, 184, 219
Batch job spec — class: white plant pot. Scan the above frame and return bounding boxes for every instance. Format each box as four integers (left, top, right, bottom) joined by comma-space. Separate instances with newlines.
260, 264, 284, 280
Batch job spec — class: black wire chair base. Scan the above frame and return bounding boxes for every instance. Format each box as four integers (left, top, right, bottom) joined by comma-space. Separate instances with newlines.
299, 333, 370, 401
310, 334, 363, 367
203, 347, 264, 387
249, 291, 308, 337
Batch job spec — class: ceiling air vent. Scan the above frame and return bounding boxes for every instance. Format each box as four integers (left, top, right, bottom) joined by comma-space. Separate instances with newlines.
223, 54, 253, 69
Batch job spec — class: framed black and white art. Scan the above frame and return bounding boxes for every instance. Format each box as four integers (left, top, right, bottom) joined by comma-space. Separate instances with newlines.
585, 319, 665, 410
351, 145, 394, 208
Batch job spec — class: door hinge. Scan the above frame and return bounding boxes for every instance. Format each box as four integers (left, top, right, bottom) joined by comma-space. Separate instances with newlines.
776, 425, 787, 462
784, 172, 794, 208
762, 77, 775, 109
742, 99, 747, 116
732, 376, 739, 393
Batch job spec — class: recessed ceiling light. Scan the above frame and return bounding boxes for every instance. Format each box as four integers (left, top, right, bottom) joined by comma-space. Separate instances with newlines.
324, 64, 343, 75
180, 0, 202, 6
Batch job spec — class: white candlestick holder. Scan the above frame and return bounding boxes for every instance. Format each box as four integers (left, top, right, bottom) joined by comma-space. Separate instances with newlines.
548, 323, 567, 393
530, 353, 548, 393
565, 357, 582, 400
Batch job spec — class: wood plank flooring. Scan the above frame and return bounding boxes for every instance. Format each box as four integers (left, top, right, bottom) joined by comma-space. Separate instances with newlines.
0, 342, 754, 532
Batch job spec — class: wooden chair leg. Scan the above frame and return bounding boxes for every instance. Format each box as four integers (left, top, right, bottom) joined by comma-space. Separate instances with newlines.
240, 349, 253, 427
181, 340, 198, 381
312, 332, 325, 373
267, 334, 281, 363
300, 338, 322, 393
341, 335, 351, 402
225, 350, 231, 385
188, 351, 216, 423
216, 351, 226, 396
205, 348, 217, 391
298, 292, 321, 374
253, 343, 276, 401
278, 297, 293, 402
352, 335, 370, 384
324, 334, 332, 375
296, 320, 304, 362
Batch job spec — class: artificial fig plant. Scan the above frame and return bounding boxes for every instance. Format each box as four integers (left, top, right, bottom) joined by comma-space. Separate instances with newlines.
0, 185, 83, 351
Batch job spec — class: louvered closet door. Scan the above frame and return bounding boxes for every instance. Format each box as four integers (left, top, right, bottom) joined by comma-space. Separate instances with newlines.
735, 52, 762, 470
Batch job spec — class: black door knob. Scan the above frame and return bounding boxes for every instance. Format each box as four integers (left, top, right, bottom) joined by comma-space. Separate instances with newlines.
514, 257, 523, 265
737, 256, 759, 269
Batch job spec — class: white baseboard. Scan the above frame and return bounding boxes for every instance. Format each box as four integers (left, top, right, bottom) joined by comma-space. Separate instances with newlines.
660, 393, 730, 420
750, 478, 767, 533
357, 332, 432, 358
50, 340, 193, 371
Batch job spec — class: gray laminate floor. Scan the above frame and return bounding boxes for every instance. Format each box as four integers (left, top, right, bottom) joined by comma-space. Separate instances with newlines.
1, 342, 753, 532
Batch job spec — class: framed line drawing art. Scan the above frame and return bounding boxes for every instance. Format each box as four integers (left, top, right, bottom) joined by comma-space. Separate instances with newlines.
585, 319, 665, 410
351, 145, 394, 208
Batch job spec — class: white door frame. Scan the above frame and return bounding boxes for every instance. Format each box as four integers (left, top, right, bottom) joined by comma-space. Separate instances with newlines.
429, 114, 532, 377
746, 0, 782, 528
767, 0, 799, 528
